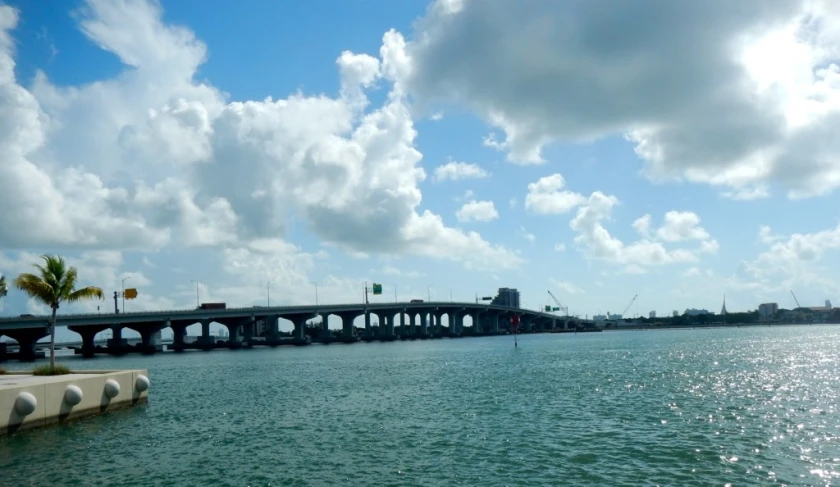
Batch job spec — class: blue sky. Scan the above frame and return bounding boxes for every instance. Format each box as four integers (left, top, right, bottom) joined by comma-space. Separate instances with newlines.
1, 0, 840, 340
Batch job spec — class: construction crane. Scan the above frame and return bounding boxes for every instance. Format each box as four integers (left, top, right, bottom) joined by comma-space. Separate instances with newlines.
790, 290, 802, 309
621, 294, 638, 319
547, 290, 569, 316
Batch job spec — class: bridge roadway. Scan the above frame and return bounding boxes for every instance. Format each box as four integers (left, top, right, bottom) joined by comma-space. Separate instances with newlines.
0, 301, 593, 361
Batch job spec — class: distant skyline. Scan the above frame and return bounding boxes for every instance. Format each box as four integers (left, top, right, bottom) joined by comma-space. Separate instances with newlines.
1, 0, 840, 341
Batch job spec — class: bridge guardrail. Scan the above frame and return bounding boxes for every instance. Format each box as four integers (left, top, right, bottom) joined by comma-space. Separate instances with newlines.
0, 300, 581, 325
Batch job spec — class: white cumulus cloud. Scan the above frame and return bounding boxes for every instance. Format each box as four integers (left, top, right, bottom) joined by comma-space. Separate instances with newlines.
433, 161, 490, 182
405, 0, 840, 198
0, 0, 522, 273
455, 200, 499, 222
525, 173, 586, 214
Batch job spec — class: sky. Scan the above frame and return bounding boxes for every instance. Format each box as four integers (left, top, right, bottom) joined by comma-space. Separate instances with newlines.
1, 0, 840, 340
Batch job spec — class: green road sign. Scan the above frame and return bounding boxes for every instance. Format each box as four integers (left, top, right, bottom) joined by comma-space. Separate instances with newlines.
545, 305, 551, 311
372, 283, 383, 295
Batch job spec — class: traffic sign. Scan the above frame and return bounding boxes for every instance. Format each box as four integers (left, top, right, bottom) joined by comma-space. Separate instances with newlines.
124, 288, 138, 300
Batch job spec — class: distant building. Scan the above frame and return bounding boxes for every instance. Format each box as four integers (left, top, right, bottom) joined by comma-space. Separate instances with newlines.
684, 308, 710, 316
758, 303, 778, 320
491, 288, 521, 308
649, 310, 656, 319
672, 310, 679, 317
826, 300, 833, 309
720, 295, 727, 315
593, 313, 623, 322
805, 306, 832, 313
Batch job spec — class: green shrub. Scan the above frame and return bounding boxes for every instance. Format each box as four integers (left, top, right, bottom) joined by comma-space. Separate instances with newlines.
0, 367, 6, 375
32, 364, 72, 376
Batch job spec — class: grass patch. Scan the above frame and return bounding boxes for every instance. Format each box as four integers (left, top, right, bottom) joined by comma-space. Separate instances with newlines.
32, 364, 72, 376
0, 367, 6, 375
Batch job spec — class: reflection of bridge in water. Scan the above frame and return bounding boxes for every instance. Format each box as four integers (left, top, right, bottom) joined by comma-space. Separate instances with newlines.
0, 301, 598, 361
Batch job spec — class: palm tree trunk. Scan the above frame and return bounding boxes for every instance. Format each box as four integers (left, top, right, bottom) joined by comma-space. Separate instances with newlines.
49, 307, 57, 373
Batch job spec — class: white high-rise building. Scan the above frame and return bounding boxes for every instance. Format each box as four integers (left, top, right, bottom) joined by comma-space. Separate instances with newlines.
826, 300, 832, 309
649, 311, 656, 318
758, 303, 778, 320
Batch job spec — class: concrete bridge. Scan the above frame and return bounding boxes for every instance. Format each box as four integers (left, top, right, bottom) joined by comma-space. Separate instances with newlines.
0, 301, 596, 361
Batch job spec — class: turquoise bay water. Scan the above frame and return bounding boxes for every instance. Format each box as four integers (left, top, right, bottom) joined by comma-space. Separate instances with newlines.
2, 326, 840, 486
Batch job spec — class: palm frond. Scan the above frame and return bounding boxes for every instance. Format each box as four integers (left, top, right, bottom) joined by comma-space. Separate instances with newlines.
0, 275, 7, 297
15, 255, 103, 309
66, 286, 104, 303
13, 273, 57, 307
59, 266, 77, 298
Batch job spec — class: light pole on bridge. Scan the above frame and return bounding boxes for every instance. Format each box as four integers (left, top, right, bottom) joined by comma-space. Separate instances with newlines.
310, 281, 319, 306
266, 278, 274, 306
427, 285, 432, 302
190, 280, 201, 309
121, 276, 131, 313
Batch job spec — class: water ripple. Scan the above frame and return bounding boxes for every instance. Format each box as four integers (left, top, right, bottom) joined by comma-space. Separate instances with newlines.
2, 326, 840, 486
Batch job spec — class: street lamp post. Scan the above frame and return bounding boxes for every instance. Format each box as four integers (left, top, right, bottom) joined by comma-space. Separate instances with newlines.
449, 289, 453, 302
310, 281, 319, 306
266, 279, 274, 306
190, 280, 200, 309
427, 285, 432, 302
121, 276, 131, 313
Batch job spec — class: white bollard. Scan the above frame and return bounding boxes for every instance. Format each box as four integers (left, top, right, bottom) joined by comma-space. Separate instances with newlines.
135, 375, 150, 393
14, 392, 37, 416
103, 379, 121, 399
64, 385, 83, 406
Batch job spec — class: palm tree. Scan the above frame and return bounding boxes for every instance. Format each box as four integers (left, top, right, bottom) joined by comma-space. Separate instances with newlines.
0, 274, 6, 299
14, 255, 104, 373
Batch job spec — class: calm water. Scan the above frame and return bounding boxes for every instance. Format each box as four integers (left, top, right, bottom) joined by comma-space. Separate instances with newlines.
2, 326, 840, 486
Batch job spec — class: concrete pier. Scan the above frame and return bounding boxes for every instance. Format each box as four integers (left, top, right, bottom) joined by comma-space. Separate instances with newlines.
0, 369, 149, 436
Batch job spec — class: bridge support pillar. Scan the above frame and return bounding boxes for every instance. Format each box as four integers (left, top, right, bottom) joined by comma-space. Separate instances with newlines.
320, 316, 332, 342
5, 328, 47, 362
292, 317, 309, 345
385, 314, 395, 339
364, 311, 372, 339
336, 313, 358, 341
450, 312, 464, 337
107, 326, 129, 354
276, 313, 313, 346
69, 325, 108, 358
398, 311, 406, 337
420, 313, 428, 338
171, 323, 187, 351
16, 338, 37, 362
138, 327, 163, 355
472, 311, 483, 335
242, 316, 254, 347
524, 317, 533, 333
266, 315, 280, 344
226, 322, 241, 348
407, 312, 419, 338
197, 319, 215, 349
379, 315, 388, 338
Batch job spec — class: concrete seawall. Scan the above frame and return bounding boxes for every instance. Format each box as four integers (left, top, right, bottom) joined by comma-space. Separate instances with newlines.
0, 369, 149, 436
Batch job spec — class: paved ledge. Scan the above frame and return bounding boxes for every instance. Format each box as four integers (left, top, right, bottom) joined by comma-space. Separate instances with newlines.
0, 369, 149, 436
